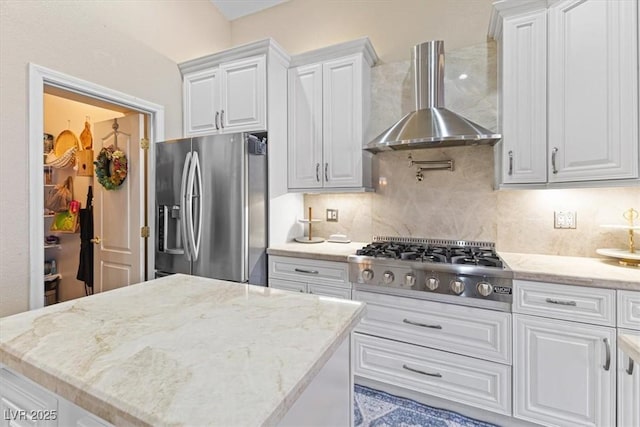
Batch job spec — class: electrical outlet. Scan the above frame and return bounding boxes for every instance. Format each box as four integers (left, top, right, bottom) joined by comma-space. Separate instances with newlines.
554, 211, 577, 229
326, 209, 338, 222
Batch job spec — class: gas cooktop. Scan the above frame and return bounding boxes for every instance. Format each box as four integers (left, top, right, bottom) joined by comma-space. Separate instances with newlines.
348, 237, 513, 311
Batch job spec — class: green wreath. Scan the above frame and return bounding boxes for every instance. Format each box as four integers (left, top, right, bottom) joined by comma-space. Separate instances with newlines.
94, 145, 127, 190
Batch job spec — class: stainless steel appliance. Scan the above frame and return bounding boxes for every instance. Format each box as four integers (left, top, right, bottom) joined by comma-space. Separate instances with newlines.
348, 237, 513, 311
365, 40, 501, 153
155, 133, 268, 285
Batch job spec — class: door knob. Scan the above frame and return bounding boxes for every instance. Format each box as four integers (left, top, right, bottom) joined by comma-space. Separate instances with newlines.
90, 236, 101, 244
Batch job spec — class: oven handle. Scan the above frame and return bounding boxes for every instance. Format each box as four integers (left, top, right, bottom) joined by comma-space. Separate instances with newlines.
403, 319, 442, 329
402, 364, 442, 378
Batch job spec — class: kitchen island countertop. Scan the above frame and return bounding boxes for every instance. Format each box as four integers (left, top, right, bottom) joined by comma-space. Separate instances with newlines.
0, 274, 364, 426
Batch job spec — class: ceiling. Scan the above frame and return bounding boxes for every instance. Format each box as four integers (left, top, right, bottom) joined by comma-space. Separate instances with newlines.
210, 0, 289, 21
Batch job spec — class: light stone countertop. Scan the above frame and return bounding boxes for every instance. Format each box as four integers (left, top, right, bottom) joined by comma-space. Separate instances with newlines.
267, 244, 639, 291
267, 241, 368, 262
0, 274, 364, 427
499, 252, 640, 290
619, 335, 640, 364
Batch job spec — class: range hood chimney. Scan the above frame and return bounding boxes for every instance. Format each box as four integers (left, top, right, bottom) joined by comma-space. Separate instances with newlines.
365, 40, 501, 153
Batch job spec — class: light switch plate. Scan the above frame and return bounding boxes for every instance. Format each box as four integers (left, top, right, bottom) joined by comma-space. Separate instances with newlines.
554, 211, 577, 229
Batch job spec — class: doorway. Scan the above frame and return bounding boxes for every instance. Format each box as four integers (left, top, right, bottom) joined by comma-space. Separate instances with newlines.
29, 64, 165, 310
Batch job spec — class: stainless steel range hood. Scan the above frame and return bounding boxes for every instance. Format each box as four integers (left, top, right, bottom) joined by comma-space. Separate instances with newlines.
365, 40, 501, 153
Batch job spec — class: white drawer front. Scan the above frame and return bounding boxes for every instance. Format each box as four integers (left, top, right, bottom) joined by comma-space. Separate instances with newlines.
353, 291, 511, 364
514, 280, 615, 326
308, 283, 351, 300
269, 256, 349, 287
269, 278, 307, 293
353, 333, 512, 416
618, 290, 640, 330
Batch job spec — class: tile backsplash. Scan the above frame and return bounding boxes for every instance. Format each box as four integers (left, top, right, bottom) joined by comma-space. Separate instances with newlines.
304, 41, 640, 257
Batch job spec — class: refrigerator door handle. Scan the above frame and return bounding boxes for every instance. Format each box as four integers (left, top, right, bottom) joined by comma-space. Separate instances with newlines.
180, 152, 192, 261
186, 151, 203, 261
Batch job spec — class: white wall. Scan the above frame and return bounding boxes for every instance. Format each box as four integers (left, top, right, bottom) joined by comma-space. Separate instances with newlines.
0, 0, 231, 317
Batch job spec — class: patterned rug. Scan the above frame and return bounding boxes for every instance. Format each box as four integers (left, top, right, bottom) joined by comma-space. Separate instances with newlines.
354, 384, 499, 427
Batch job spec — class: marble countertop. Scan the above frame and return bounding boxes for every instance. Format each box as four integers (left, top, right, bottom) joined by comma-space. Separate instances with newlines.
0, 274, 364, 426
619, 335, 640, 364
267, 241, 367, 262
499, 252, 640, 290
267, 243, 639, 290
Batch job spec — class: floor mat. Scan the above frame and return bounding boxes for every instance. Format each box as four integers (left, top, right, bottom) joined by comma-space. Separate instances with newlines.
354, 384, 499, 427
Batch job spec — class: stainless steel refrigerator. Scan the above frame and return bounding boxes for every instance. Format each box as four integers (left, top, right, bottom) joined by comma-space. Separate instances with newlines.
155, 133, 268, 285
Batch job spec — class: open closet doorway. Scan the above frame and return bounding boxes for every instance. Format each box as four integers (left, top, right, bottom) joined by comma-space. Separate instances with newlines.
29, 64, 165, 310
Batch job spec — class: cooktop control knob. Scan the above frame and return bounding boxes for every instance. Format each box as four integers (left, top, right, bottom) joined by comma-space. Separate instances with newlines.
404, 273, 416, 287
450, 279, 465, 295
477, 281, 493, 297
383, 271, 395, 284
362, 269, 374, 281
425, 277, 439, 291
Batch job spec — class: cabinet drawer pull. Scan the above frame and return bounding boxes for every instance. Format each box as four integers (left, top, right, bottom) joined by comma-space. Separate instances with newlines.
215, 111, 220, 130
545, 298, 577, 306
316, 163, 320, 182
402, 364, 442, 378
508, 150, 513, 176
294, 268, 319, 274
403, 319, 442, 329
626, 356, 634, 375
551, 147, 558, 174
603, 338, 611, 371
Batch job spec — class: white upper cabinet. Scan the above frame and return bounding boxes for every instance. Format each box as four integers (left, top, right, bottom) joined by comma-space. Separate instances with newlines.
287, 38, 377, 192
490, 0, 639, 186
500, 9, 547, 184
180, 43, 273, 136
547, 0, 638, 183
219, 56, 266, 132
288, 63, 323, 189
183, 68, 219, 136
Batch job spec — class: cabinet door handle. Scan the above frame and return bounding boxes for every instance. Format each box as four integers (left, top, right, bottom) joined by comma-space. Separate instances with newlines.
402, 364, 442, 378
324, 163, 329, 182
508, 150, 514, 176
545, 298, 577, 306
603, 338, 611, 371
294, 268, 318, 274
551, 147, 558, 174
215, 111, 220, 130
316, 163, 320, 182
220, 109, 225, 129
627, 355, 635, 375
403, 319, 442, 329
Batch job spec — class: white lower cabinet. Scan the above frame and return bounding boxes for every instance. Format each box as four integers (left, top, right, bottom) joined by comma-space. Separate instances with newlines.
353, 333, 512, 416
618, 329, 640, 427
513, 279, 617, 427
352, 290, 512, 416
0, 366, 112, 427
268, 256, 351, 299
513, 314, 616, 427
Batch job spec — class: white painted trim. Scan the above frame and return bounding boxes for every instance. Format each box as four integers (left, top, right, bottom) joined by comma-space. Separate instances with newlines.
178, 38, 291, 75
28, 63, 165, 310
289, 37, 379, 68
